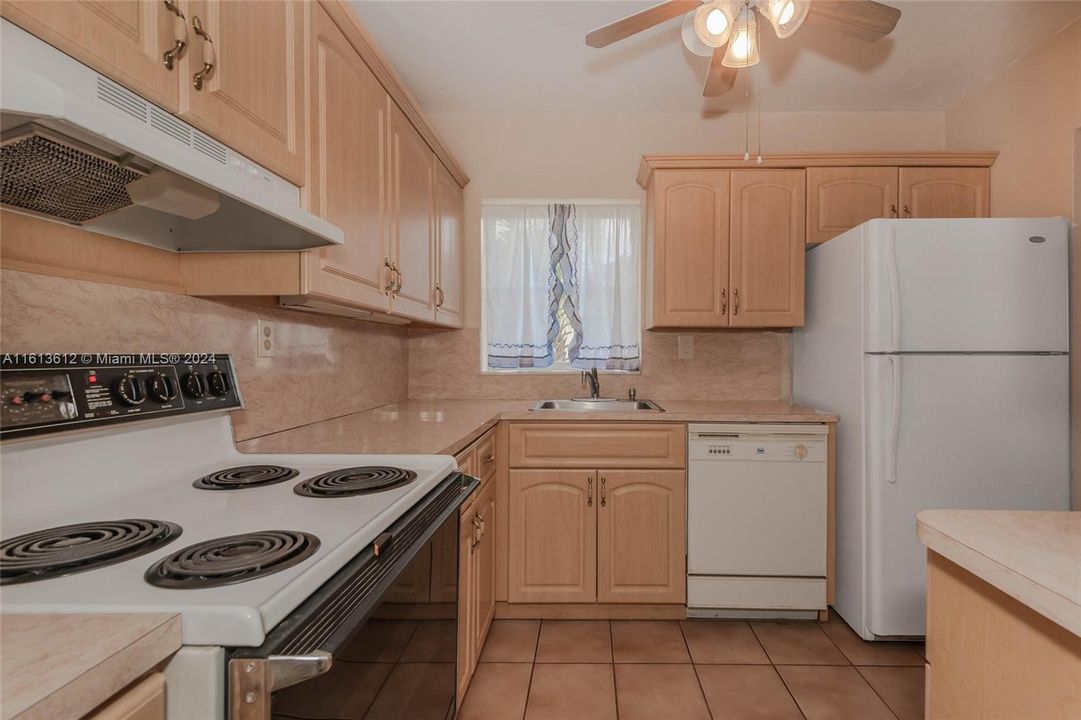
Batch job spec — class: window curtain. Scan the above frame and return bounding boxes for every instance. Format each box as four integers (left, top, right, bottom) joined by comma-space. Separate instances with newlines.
567, 204, 641, 371
483, 205, 558, 368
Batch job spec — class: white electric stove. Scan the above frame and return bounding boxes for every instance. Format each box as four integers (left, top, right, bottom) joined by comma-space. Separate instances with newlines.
0, 355, 475, 720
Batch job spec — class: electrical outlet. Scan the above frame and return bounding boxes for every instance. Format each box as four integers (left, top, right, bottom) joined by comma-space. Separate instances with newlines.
677, 334, 694, 360
257, 320, 275, 358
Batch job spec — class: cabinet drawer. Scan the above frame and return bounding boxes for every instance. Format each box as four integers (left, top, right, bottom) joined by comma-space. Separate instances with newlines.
475, 430, 497, 481
86, 673, 165, 720
508, 423, 686, 469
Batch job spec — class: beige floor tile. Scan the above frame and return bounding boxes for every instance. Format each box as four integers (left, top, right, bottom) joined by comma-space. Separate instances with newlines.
695, 665, 804, 720
611, 620, 690, 663
858, 666, 926, 720
399, 619, 456, 662
819, 618, 924, 666
681, 620, 770, 664
614, 664, 710, 720
777, 665, 896, 720
338, 619, 417, 662
480, 620, 541, 663
750, 621, 849, 665
459, 663, 533, 720
273, 660, 391, 719
366, 662, 456, 720
525, 664, 617, 720
535, 620, 612, 663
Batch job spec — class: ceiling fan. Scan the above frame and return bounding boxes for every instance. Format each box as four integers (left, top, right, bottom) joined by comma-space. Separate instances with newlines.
586, 0, 902, 97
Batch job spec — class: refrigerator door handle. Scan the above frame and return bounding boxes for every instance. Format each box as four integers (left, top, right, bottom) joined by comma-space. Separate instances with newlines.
885, 227, 901, 351
887, 355, 902, 483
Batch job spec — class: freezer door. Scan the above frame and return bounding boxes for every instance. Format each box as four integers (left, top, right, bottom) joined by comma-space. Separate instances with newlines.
863, 353, 1070, 638
864, 218, 1069, 352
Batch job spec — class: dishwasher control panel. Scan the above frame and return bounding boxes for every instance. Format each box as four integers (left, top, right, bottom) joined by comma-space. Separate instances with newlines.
689, 424, 827, 463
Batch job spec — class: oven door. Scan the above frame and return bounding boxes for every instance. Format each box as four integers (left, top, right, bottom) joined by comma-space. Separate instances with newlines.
227, 472, 478, 720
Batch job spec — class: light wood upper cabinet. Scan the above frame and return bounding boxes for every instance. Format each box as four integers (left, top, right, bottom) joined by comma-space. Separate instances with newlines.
2, 0, 181, 112
177, 0, 306, 185
302, 4, 389, 311
596, 470, 686, 604
650, 170, 731, 327
508, 470, 597, 604
729, 169, 806, 328
434, 161, 465, 328
900, 167, 990, 219
807, 167, 898, 245
388, 102, 436, 322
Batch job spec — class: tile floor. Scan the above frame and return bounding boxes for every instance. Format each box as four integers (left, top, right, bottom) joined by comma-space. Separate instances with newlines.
459, 613, 926, 720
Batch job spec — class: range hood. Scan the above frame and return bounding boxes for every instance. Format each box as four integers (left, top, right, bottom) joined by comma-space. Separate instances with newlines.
0, 20, 343, 252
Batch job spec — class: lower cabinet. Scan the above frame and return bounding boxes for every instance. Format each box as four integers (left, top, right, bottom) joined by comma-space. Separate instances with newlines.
457, 479, 496, 705
86, 673, 165, 720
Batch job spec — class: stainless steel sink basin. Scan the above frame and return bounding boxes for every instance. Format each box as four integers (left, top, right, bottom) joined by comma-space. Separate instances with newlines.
530, 399, 664, 412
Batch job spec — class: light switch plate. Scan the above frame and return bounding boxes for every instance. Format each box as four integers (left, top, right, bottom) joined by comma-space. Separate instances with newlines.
678, 335, 694, 360
257, 320, 275, 358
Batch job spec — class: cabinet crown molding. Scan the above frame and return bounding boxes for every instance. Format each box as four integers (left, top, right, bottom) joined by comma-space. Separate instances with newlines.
637, 151, 998, 189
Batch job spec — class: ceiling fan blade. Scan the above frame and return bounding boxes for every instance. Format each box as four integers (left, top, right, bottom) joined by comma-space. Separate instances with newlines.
703, 46, 737, 97
805, 0, 901, 41
586, 0, 702, 48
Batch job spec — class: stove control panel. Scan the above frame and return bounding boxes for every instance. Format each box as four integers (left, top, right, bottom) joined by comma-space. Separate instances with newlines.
0, 355, 242, 440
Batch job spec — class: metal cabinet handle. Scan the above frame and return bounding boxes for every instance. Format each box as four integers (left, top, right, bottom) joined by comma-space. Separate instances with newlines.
434, 284, 445, 308
889, 204, 898, 217
191, 15, 215, 90
733, 288, 740, 315
902, 205, 911, 218
393, 266, 403, 294
587, 477, 593, 507
600, 476, 607, 507
384, 258, 401, 295
162, 0, 187, 69
720, 288, 727, 315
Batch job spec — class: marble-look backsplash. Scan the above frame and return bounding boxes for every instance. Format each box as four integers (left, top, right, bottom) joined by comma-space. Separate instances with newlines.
0, 270, 409, 441
408, 327, 790, 401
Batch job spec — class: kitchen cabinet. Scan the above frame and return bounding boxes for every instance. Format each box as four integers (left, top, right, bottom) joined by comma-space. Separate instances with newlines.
806, 167, 898, 245
899, 167, 990, 219
456, 490, 476, 706
388, 102, 436, 322
507, 422, 685, 469
596, 470, 686, 604
85, 673, 165, 720
302, 3, 390, 312
434, 161, 465, 328
729, 169, 806, 328
1, 0, 181, 112
457, 478, 496, 705
177, 0, 306, 185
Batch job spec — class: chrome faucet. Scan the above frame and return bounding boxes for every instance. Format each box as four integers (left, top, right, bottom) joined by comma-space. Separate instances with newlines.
581, 368, 600, 399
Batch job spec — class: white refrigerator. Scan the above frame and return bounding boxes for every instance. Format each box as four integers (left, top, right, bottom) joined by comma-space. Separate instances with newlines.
793, 218, 1071, 640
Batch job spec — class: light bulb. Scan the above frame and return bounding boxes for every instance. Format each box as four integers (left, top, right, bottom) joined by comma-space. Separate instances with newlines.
693, 0, 734, 48
766, 0, 809, 39
722, 7, 759, 68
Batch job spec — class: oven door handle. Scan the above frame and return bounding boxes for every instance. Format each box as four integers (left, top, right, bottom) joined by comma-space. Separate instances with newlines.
268, 651, 333, 691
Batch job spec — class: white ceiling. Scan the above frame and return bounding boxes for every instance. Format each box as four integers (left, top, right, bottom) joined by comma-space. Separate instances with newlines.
348, 0, 1081, 113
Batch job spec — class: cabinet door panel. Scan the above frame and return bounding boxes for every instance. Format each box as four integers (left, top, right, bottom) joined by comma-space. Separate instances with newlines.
178, 0, 305, 184
473, 482, 497, 654
900, 167, 990, 218
597, 470, 685, 604
456, 499, 475, 705
2, 0, 179, 111
508, 470, 597, 603
302, 6, 389, 311
651, 170, 731, 327
730, 169, 806, 327
434, 161, 464, 327
389, 102, 435, 321
807, 167, 897, 245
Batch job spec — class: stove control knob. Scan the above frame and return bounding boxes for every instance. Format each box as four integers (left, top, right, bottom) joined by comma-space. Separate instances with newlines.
147, 373, 178, 402
182, 372, 207, 399
113, 375, 147, 406
206, 370, 230, 397
793, 444, 808, 460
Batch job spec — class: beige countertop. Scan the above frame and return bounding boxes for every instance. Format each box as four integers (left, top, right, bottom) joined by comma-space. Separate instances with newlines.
917, 510, 1081, 637
0, 613, 181, 720
237, 399, 837, 457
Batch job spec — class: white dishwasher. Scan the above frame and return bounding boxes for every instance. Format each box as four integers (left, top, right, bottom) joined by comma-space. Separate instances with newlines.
687, 423, 828, 619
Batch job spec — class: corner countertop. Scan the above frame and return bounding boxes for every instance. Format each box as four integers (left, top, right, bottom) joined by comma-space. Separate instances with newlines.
917, 510, 1081, 637
236, 399, 837, 457
1, 613, 181, 720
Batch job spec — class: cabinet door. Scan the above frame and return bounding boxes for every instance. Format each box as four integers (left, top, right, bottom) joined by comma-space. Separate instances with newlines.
899, 167, 990, 218
729, 169, 806, 327
86, 673, 165, 720
389, 102, 436, 322
650, 169, 731, 328
597, 470, 686, 604
302, 5, 389, 311
178, 0, 306, 184
473, 481, 497, 656
434, 161, 465, 328
2, 1, 180, 112
456, 501, 475, 705
806, 167, 898, 245
508, 470, 597, 603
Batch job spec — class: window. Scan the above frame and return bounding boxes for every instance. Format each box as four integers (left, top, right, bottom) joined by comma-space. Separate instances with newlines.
481, 201, 641, 372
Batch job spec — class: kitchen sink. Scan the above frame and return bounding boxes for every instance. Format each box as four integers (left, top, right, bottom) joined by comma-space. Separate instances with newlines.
530, 398, 664, 412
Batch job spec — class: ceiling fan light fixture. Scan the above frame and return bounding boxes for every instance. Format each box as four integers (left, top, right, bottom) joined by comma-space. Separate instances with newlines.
765, 0, 810, 39
693, 1, 734, 48
722, 6, 759, 68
